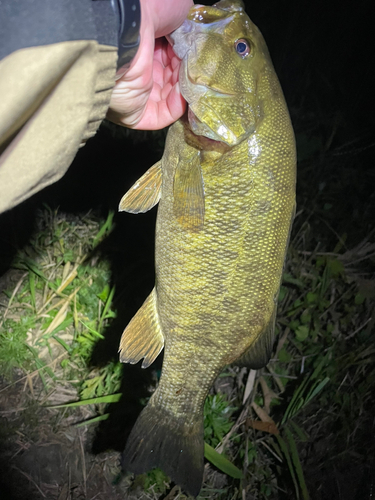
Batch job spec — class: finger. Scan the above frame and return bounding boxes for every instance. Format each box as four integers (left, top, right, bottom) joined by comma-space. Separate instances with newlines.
134, 82, 186, 130
151, 0, 194, 38
160, 39, 170, 67
161, 82, 173, 101
166, 82, 186, 122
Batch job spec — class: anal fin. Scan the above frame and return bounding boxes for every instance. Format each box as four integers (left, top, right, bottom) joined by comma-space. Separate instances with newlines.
236, 305, 277, 369
119, 160, 162, 213
119, 288, 164, 369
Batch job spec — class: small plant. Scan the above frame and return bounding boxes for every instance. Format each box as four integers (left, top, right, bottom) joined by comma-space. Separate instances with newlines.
0, 209, 122, 400
204, 393, 237, 448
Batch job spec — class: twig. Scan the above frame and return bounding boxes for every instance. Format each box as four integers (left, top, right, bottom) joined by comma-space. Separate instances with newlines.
263, 373, 298, 380
258, 439, 283, 463
0, 353, 66, 394
0, 272, 28, 329
216, 406, 248, 454
259, 376, 279, 414
163, 485, 180, 499
243, 369, 257, 404
79, 431, 87, 498
267, 366, 286, 392
11, 466, 46, 497
319, 283, 356, 319
275, 327, 290, 357
251, 401, 274, 423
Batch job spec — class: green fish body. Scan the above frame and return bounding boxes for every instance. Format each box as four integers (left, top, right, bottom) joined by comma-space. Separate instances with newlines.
118, 1, 296, 495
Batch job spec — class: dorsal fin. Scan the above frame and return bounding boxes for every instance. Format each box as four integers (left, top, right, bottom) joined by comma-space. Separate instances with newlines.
119, 160, 162, 214
173, 152, 205, 232
119, 288, 164, 369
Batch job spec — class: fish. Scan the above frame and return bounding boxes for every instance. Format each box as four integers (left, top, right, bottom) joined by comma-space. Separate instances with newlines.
118, 0, 296, 496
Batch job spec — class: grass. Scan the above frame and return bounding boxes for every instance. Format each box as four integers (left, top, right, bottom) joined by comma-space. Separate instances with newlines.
0, 208, 121, 405
0, 136, 374, 499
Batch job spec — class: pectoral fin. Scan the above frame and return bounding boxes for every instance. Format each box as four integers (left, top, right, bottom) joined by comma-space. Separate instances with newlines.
173, 152, 205, 232
236, 306, 277, 369
119, 288, 164, 369
119, 161, 162, 213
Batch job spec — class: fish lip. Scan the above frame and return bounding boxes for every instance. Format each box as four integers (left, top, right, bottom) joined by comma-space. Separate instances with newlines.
168, 25, 236, 98
185, 109, 232, 151
186, 73, 236, 97
167, 20, 194, 60
187, 108, 239, 148
187, 108, 222, 143
170, 14, 240, 146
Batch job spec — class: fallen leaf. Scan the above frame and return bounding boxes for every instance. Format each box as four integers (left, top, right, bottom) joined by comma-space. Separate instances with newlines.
246, 419, 279, 435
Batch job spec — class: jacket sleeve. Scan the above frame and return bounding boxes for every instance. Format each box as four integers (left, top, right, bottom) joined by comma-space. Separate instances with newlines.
0, 41, 117, 213
0, 0, 140, 213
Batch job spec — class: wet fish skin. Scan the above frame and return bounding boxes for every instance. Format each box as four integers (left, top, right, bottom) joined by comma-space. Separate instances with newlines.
118, 0, 296, 496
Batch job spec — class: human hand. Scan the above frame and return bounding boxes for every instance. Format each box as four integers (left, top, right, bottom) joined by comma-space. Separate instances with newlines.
106, 0, 193, 130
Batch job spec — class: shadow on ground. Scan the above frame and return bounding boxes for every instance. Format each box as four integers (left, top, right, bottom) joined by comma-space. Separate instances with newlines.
0, 123, 165, 498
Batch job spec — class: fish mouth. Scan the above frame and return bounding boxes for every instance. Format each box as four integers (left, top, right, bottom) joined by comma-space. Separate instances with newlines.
187, 108, 222, 144
183, 109, 232, 152
179, 62, 239, 145
187, 109, 223, 146
169, 16, 242, 146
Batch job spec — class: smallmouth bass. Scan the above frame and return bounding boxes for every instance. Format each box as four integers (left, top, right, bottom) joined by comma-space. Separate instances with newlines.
118, 0, 296, 496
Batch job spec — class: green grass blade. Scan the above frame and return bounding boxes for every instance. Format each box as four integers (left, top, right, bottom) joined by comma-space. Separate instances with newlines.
75, 413, 110, 427
29, 272, 36, 311
18, 258, 58, 292
93, 210, 115, 247
204, 442, 243, 479
51, 334, 71, 353
24, 343, 55, 386
289, 420, 309, 442
305, 377, 330, 404
21, 258, 47, 281
268, 439, 283, 461
80, 321, 105, 339
99, 286, 116, 328
310, 354, 329, 381
282, 375, 309, 424
276, 434, 300, 499
48, 393, 122, 408
284, 425, 309, 500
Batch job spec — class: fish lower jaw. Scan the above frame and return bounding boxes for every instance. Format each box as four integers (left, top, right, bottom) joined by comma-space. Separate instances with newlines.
183, 109, 232, 153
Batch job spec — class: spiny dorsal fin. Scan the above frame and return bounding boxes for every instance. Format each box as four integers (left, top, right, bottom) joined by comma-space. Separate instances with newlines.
236, 305, 277, 369
173, 152, 205, 232
119, 288, 164, 369
119, 160, 162, 213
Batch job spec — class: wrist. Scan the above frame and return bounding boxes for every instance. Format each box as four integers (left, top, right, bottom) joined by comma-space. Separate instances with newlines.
114, 0, 141, 76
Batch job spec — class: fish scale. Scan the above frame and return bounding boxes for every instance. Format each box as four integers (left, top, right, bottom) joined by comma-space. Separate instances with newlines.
118, 0, 296, 496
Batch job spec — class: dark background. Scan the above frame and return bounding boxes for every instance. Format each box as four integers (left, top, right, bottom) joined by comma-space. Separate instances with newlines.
0, 0, 374, 498
1, 0, 374, 250
2, 0, 374, 261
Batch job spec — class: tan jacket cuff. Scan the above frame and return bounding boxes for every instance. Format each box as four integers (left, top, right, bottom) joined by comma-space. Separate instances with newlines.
0, 41, 117, 213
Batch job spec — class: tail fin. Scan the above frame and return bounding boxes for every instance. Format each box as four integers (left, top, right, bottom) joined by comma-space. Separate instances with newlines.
122, 400, 204, 497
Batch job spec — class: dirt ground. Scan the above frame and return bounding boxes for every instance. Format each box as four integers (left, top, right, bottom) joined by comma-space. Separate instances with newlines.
0, 373, 132, 500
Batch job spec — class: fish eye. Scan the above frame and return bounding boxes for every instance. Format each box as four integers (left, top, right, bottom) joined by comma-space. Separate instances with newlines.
235, 39, 251, 58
